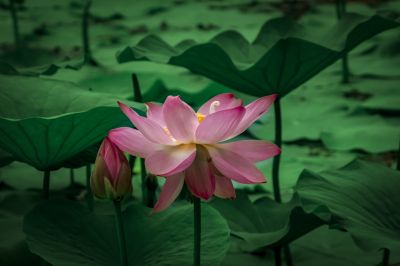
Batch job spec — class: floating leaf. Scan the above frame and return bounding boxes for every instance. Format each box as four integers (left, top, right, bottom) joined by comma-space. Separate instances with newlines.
117, 13, 399, 97
24, 199, 230, 266
296, 160, 400, 252
0, 60, 83, 77
0, 75, 144, 170
211, 191, 324, 252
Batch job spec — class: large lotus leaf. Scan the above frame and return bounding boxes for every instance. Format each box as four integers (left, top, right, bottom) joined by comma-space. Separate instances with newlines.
222, 225, 395, 266
0, 75, 144, 170
247, 71, 400, 152
296, 160, 400, 252
24, 199, 230, 266
117, 13, 399, 97
250, 144, 356, 201
210, 190, 324, 252
0, 148, 14, 167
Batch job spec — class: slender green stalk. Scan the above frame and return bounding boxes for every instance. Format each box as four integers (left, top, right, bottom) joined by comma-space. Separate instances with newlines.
193, 197, 201, 266
382, 248, 390, 266
86, 164, 94, 211
140, 158, 147, 204
9, 0, 21, 52
272, 97, 282, 266
274, 248, 282, 266
131, 73, 158, 205
128, 155, 136, 177
272, 98, 282, 203
43, 170, 50, 199
82, 0, 97, 66
113, 200, 129, 266
283, 245, 293, 266
146, 175, 158, 207
335, 0, 350, 83
272, 97, 293, 266
131, 74, 143, 102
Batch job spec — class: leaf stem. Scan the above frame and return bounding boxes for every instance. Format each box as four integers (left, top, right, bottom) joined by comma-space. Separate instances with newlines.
43, 170, 50, 199
382, 248, 390, 266
272, 97, 282, 203
131, 73, 158, 206
82, 0, 97, 66
113, 199, 129, 266
272, 97, 293, 266
194, 197, 201, 266
86, 164, 94, 211
131, 74, 143, 102
274, 248, 282, 266
283, 245, 293, 266
9, 0, 21, 53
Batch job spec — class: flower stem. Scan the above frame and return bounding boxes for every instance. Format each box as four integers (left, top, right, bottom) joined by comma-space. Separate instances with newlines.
140, 158, 148, 204
113, 199, 129, 266
43, 170, 50, 199
193, 197, 201, 266
86, 164, 94, 211
128, 155, 136, 177
146, 175, 158, 208
272, 97, 293, 266
335, 0, 350, 84
9, 0, 21, 53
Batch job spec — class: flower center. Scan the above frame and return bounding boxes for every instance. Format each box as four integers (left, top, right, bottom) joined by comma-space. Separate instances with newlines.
196, 113, 205, 123
195, 100, 220, 123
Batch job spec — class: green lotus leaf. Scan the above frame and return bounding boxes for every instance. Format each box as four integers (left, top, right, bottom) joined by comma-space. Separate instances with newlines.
210, 190, 324, 252
24, 199, 230, 266
0, 75, 144, 170
296, 160, 400, 252
117, 13, 399, 97
0, 59, 83, 77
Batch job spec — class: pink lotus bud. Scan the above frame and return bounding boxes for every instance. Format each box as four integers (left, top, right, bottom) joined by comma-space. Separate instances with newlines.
91, 137, 132, 200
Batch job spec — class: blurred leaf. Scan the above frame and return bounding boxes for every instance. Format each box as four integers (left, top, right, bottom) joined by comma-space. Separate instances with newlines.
296, 160, 400, 252
0, 75, 144, 170
0, 60, 83, 77
0, 191, 46, 266
117, 13, 399, 97
210, 191, 324, 252
24, 199, 230, 266
0, 162, 87, 190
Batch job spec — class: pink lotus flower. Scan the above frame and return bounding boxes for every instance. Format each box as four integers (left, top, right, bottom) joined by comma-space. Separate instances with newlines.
91, 137, 132, 199
109, 93, 280, 212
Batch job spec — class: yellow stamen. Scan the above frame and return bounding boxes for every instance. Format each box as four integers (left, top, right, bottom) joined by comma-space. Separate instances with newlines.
196, 113, 205, 123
